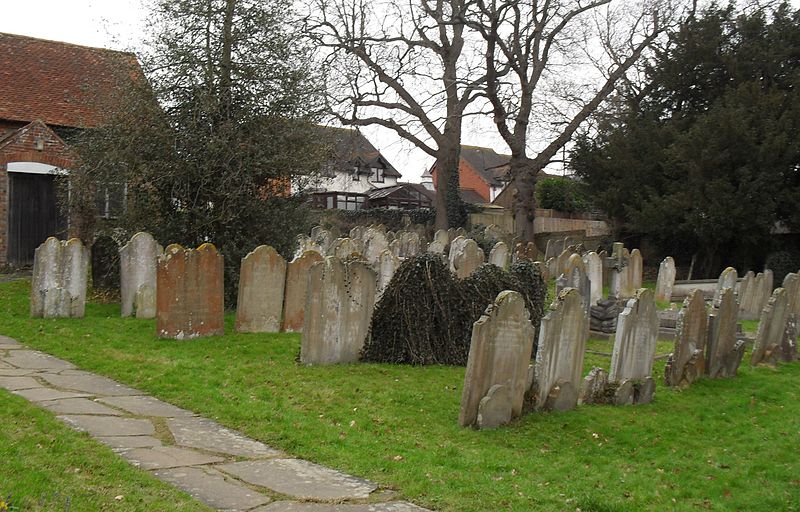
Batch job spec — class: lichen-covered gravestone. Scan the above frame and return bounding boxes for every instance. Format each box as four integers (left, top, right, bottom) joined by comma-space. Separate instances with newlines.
120, 232, 162, 318
533, 288, 587, 411
655, 256, 676, 303
235, 245, 286, 333
609, 288, 658, 404
330, 237, 363, 259
713, 267, 738, 304
665, 289, 707, 387
751, 288, 790, 366
706, 287, 745, 378
488, 242, 510, 269
556, 254, 592, 316
449, 237, 484, 279
782, 272, 800, 362
300, 257, 376, 365
281, 250, 324, 332
156, 243, 224, 339
513, 242, 538, 263
459, 291, 534, 429
583, 251, 603, 306
30, 237, 90, 318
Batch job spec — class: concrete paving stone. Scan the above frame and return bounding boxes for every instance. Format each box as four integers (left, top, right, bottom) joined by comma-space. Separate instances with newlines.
167, 417, 282, 458
58, 415, 155, 437
3, 350, 75, 370
0, 368, 41, 377
39, 373, 141, 396
217, 459, 378, 501
0, 361, 13, 369
0, 336, 22, 348
14, 388, 91, 402
252, 503, 429, 512
96, 436, 163, 451
41, 398, 124, 416
152, 466, 272, 511
121, 446, 224, 470
0, 376, 42, 391
97, 395, 195, 417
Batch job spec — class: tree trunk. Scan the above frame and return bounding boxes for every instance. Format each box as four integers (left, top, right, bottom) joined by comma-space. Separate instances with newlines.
510, 156, 539, 241
433, 133, 462, 230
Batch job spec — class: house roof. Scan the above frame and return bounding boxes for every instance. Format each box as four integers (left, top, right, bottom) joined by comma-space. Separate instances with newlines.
459, 188, 488, 205
0, 32, 142, 129
317, 126, 402, 178
460, 146, 511, 186
366, 182, 435, 201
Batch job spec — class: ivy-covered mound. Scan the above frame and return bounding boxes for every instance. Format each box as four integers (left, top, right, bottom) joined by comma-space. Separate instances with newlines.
362, 253, 546, 366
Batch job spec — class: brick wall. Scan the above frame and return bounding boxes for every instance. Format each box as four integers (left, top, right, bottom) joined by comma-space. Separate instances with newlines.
430, 158, 492, 202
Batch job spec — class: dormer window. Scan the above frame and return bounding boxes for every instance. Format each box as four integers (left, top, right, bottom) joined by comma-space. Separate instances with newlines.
370, 167, 384, 183
352, 166, 360, 181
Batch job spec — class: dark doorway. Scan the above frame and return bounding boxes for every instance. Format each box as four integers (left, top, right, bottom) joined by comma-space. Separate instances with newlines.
8, 172, 66, 265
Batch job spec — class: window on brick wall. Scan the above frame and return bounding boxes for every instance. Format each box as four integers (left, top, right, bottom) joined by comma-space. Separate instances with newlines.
95, 183, 127, 219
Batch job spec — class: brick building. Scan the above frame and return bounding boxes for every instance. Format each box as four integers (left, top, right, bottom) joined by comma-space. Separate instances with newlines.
422, 145, 512, 204
0, 32, 141, 265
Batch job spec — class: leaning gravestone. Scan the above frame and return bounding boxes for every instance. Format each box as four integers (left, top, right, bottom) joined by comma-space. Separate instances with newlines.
450, 238, 485, 279
583, 252, 603, 307
737, 271, 756, 319
706, 287, 745, 378
120, 232, 162, 318
31, 237, 90, 318
665, 289, 707, 387
235, 245, 286, 333
655, 256, 676, 303
609, 288, 658, 405
751, 288, 790, 366
488, 242, 510, 269
156, 243, 224, 339
281, 250, 324, 332
300, 257, 376, 365
533, 288, 588, 411
713, 267, 738, 304
783, 273, 800, 362
377, 249, 400, 299
459, 291, 534, 429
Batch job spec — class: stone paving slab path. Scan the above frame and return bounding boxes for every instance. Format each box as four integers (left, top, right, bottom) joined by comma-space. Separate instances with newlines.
0, 338, 430, 512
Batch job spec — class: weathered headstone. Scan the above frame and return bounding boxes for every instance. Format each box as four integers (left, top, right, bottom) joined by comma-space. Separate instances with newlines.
605, 242, 631, 299
397, 231, 422, 258
91, 235, 120, 290
488, 242, 510, 269
349, 226, 365, 240
281, 250, 324, 332
157, 243, 224, 339
300, 257, 376, 364
609, 288, 658, 404
583, 252, 603, 306
120, 232, 162, 318
330, 237, 362, 259
30, 237, 90, 318
427, 240, 446, 254
449, 238, 485, 279
434, 229, 449, 248
664, 289, 707, 387
706, 287, 745, 378
655, 256, 676, 303
579, 367, 609, 405
459, 291, 535, 428
555, 249, 572, 279
309, 226, 334, 254
713, 267, 738, 304
377, 249, 400, 299
751, 287, 790, 366
362, 228, 389, 268
783, 273, 800, 362
556, 254, 592, 316
533, 288, 588, 411
513, 242, 538, 263
484, 224, 504, 242
629, 249, 643, 290
546, 257, 557, 281
235, 245, 286, 333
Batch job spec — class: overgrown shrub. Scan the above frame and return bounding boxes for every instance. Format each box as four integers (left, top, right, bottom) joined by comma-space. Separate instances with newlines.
766, 250, 800, 287
535, 177, 590, 213
322, 207, 435, 233
362, 253, 546, 365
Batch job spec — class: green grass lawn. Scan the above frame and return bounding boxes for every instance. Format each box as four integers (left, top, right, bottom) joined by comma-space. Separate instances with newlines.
2, 279, 799, 511
0, 388, 210, 511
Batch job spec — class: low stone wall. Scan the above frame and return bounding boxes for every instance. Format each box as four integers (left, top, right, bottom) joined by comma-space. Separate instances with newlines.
469, 207, 610, 237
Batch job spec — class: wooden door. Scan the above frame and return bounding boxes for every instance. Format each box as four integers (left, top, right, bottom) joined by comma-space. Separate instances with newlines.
7, 172, 66, 265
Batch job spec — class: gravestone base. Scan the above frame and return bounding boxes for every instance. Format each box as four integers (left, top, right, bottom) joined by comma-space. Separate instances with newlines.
544, 381, 579, 412
476, 385, 512, 430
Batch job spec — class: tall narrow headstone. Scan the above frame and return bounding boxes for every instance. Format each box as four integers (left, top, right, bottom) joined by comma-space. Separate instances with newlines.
738, 271, 757, 320
533, 288, 588, 411
606, 243, 631, 299
783, 273, 800, 362
488, 242, 510, 269
377, 249, 400, 299
235, 245, 287, 333
706, 287, 745, 378
556, 254, 591, 316
665, 289, 707, 387
282, 250, 324, 332
583, 252, 603, 307
609, 288, 658, 404
751, 288, 790, 366
120, 232, 162, 319
300, 257, 376, 364
654, 256, 676, 303
157, 243, 224, 339
459, 291, 535, 428
30, 237, 90, 318
713, 267, 738, 304
629, 249, 643, 290
434, 229, 449, 248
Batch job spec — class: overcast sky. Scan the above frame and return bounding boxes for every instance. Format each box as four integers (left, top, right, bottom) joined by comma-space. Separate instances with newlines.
3, 1, 795, 183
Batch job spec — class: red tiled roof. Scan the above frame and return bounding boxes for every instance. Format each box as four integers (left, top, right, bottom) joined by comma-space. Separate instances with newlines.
0, 32, 143, 129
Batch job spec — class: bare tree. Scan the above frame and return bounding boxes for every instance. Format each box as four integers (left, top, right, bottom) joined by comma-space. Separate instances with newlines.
308, 0, 485, 229
465, 0, 678, 240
